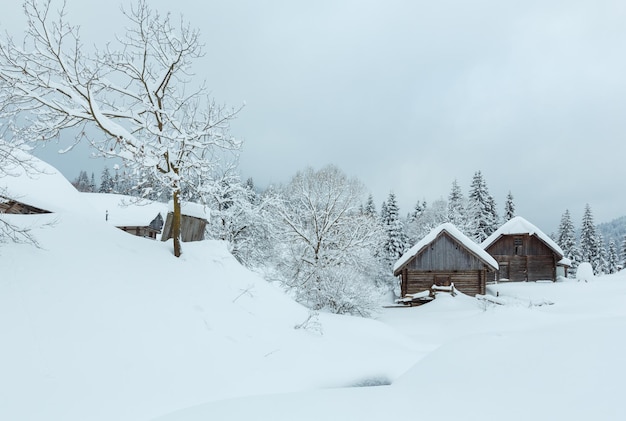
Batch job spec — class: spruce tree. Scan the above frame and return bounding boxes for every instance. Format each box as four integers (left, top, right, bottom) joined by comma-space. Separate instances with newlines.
622, 234, 626, 268
607, 240, 619, 274
89, 172, 96, 192
447, 179, 466, 230
503, 191, 515, 222
382, 191, 408, 268
99, 167, 114, 193
557, 210, 577, 258
408, 200, 427, 223
363, 194, 377, 219
579, 204, 600, 274
467, 170, 497, 243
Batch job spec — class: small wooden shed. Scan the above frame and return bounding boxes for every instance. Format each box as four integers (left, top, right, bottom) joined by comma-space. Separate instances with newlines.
481, 216, 569, 282
160, 201, 209, 243
394, 223, 499, 297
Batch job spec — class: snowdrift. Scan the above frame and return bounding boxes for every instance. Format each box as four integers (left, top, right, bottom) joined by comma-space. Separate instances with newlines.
0, 205, 416, 421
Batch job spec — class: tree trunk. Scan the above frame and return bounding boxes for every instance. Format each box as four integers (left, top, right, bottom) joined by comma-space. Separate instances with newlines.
173, 189, 182, 257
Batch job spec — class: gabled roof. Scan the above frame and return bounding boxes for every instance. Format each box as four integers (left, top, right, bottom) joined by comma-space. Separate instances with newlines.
393, 223, 499, 275
481, 216, 564, 258
81, 193, 167, 227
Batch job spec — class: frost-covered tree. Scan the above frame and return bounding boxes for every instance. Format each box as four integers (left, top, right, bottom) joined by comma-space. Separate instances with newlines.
72, 171, 89, 192
622, 235, 626, 268
0, 141, 41, 247
579, 204, 600, 274
89, 172, 96, 193
557, 209, 579, 277
205, 170, 274, 268
447, 180, 466, 230
408, 200, 427, 223
557, 210, 576, 257
270, 166, 383, 316
406, 199, 448, 245
363, 194, 377, 219
467, 171, 498, 243
381, 191, 409, 269
0, 0, 241, 257
596, 233, 608, 275
607, 240, 619, 274
503, 191, 515, 222
98, 167, 114, 193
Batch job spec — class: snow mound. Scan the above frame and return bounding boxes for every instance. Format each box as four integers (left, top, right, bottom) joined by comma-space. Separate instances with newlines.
0, 145, 92, 214
576, 262, 595, 282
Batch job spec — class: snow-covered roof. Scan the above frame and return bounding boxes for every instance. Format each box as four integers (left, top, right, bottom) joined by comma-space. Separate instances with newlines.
81, 193, 167, 227
558, 257, 572, 267
167, 200, 209, 220
481, 216, 564, 258
393, 223, 499, 274
0, 145, 92, 214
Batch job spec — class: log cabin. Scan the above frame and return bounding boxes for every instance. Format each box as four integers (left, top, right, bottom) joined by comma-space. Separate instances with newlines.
481, 216, 570, 282
394, 223, 499, 297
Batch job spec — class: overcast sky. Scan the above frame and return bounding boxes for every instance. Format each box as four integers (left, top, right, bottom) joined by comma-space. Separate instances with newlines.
3, 0, 626, 233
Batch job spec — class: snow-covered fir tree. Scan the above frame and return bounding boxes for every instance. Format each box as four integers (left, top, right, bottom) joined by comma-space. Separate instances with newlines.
579, 204, 600, 274
557, 210, 576, 257
99, 167, 115, 193
382, 191, 409, 269
607, 240, 619, 274
503, 191, 515, 222
407, 200, 427, 224
89, 172, 97, 192
406, 199, 448, 246
622, 235, 626, 268
596, 233, 608, 275
556, 209, 579, 277
363, 194, 377, 219
447, 180, 466, 230
466, 170, 498, 243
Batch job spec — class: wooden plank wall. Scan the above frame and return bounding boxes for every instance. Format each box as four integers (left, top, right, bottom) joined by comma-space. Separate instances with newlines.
408, 233, 487, 271
404, 270, 485, 296
486, 235, 559, 282
161, 212, 207, 242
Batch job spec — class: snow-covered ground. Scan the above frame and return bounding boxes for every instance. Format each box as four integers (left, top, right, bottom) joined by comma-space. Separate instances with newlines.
2, 156, 625, 420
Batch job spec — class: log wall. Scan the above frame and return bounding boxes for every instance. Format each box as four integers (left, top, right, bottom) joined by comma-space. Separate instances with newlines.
486, 234, 558, 282
404, 270, 486, 297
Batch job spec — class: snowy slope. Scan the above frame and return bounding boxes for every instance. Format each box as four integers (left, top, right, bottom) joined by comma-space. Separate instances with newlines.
154, 279, 626, 421
0, 211, 418, 421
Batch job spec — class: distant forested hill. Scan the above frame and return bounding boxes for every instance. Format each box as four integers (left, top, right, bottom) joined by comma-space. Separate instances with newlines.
598, 216, 626, 246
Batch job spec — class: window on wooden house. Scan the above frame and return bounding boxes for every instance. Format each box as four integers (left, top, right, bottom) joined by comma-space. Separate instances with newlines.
514, 237, 523, 255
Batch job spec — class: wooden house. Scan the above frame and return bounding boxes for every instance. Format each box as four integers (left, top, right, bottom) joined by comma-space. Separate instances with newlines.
394, 223, 499, 297
481, 216, 570, 282
0, 195, 51, 215
117, 213, 164, 240
81, 193, 167, 240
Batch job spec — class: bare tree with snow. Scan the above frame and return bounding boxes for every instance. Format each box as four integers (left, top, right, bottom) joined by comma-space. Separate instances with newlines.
270, 165, 384, 316
0, 141, 42, 247
0, 0, 241, 257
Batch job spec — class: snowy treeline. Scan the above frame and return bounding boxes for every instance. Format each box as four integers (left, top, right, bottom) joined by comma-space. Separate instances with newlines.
556, 205, 622, 276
